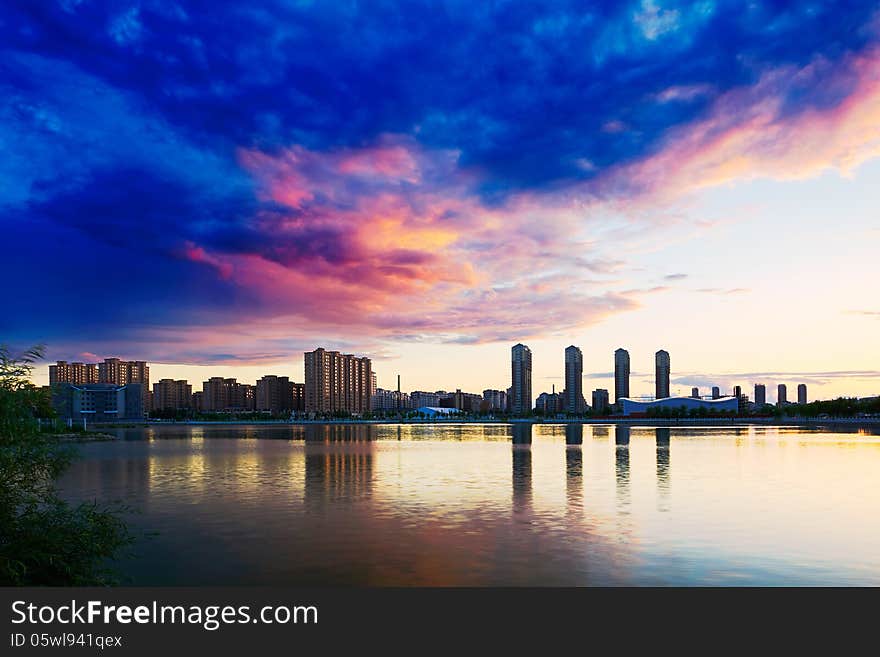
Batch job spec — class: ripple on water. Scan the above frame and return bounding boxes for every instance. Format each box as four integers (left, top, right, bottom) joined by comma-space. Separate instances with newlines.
59, 423, 880, 586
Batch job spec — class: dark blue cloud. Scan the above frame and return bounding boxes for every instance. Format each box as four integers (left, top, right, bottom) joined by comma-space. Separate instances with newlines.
1, 210, 240, 342
4, 1, 877, 189
2, 0, 879, 353
1, 165, 256, 342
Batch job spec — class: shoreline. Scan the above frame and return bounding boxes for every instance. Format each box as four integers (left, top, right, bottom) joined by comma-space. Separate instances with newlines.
50, 432, 118, 442
92, 417, 880, 429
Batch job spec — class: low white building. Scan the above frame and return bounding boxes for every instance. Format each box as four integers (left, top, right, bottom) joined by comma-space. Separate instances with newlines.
619, 396, 739, 416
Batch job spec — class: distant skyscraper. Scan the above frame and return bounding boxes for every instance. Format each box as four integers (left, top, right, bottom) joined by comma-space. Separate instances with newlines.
592, 389, 609, 415
202, 377, 255, 412
511, 343, 532, 414
96, 358, 150, 413
564, 345, 584, 414
614, 348, 630, 403
711, 386, 720, 399
152, 379, 192, 411
655, 350, 670, 399
691, 387, 699, 398
304, 348, 372, 415
49, 361, 98, 386
777, 384, 788, 405
733, 385, 742, 399
754, 384, 766, 406
255, 375, 299, 414
797, 384, 807, 405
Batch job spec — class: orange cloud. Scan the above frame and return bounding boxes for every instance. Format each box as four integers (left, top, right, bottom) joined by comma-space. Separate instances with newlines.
182, 49, 880, 354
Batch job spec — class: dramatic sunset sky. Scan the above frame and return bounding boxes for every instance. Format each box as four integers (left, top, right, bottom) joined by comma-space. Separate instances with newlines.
3, 1, 879, 401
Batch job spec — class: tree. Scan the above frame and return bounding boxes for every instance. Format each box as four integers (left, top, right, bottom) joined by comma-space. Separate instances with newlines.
0, 345, 132, 585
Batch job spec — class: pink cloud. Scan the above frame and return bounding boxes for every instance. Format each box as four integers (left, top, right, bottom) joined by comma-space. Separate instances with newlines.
166, 136, 666, 349
602, 47, 880, 202
182, 241, 234, 279
140, 45, 880, 363
237, 146, 316, 208
337, 144, 420, 181
236, 135, 445, 209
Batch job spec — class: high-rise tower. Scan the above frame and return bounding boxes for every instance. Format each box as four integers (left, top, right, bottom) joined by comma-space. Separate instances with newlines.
564, 345, 584, 414
754, 384, 766, 406
511, 344, 533, 415
655, 350, 670, 399
614, 348, 630, 403
777, 383, 788, 406
304, 348, 372, 415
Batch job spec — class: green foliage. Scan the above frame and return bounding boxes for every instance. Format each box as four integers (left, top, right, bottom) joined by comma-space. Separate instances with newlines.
0, 345, 132, 586
780, 396, 880, 418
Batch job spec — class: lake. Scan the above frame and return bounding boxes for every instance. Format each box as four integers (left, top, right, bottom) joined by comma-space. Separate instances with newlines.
58, 423, 880, 586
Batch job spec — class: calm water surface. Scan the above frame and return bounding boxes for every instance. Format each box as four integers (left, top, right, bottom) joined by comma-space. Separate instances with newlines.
58, 423, 880, 586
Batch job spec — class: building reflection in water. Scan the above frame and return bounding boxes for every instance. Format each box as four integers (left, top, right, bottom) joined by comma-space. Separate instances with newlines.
303, 424, 377, 442
655, 427, 671, 510
563, 424, 584, 513
615, 425, 630, 511
511, 424, 532, 514
68, 454, 153, 503
565, 446, 583, 516
511, 423, 532, 445
304, 424, 376, 508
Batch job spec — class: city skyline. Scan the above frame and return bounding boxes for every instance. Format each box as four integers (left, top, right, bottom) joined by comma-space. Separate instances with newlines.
4, 3, 880, 402
26, 330, 880, 403
43, 345, 829, 409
